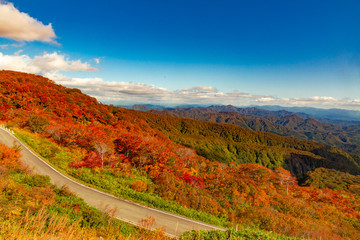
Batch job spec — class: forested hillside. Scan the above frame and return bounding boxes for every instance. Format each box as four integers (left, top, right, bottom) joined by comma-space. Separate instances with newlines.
129, 109, 360, 179
148, 107, 360, 155
1, 70, 360, 239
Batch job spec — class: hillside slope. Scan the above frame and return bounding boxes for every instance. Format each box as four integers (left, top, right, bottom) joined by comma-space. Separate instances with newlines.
129, 109, 360, 179
148, 107, 360, 155
1, 70, 360, 239
0, 143, 167, 240
2, 70, 359, 178
0, 127, 223, 237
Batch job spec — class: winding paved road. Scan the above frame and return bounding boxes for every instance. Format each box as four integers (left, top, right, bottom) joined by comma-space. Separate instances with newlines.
0, 128, 225, 237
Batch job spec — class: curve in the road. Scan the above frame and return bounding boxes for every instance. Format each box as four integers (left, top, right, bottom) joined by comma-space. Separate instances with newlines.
0, 127, 225, 237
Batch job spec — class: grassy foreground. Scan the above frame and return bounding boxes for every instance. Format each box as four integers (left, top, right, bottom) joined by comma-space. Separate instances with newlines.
0, 142, 168, 240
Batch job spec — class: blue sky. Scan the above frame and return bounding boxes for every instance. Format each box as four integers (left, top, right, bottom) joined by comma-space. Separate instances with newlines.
0, 0, 359, 109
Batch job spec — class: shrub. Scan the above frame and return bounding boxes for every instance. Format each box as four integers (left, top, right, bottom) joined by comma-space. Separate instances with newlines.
131, 180, 147, 192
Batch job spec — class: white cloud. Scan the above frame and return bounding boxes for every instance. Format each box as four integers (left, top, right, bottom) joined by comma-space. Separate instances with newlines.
273, 97, 360, 110
0, 51, 358, 110
0, 2, 57, 43
31, 52, 98, 72
51, 75, 359, 110
0, 42, 25, 49
182, 86, 218, 93
228, 92, 254, 98
299, 96, 338, 102
0, 51, 98, 74
256, 97, 276, 103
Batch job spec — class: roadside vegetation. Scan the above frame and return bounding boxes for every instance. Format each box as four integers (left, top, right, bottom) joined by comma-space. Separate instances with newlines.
0, 141, 303, 239
1, 71, 360, 239
180, 228, 302, 240
0, 143, 168, 240
14, 128, 227, 227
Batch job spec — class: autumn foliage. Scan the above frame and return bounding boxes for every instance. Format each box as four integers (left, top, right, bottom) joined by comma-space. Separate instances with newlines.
0, 142, 169, 239
1, 70, 360, 239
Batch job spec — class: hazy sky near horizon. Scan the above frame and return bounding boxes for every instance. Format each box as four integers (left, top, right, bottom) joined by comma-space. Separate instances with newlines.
0, 0, 359, 109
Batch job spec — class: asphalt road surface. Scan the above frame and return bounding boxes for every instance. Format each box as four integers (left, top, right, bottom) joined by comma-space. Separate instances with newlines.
0, 128, 225, 237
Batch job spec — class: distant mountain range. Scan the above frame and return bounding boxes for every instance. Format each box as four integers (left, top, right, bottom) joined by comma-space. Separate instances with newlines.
256, 105, 360, 125
123, 104, 360, 155
122, 104, 360, 126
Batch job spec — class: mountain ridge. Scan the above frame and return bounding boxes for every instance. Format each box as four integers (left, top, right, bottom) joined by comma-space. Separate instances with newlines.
124, 104, 360, 126
129, 105, 360, 155
1, 70, 360, 239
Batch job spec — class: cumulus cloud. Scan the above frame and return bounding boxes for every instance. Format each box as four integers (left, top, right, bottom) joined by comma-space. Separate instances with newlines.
256, 97, 276, 103
228, 92, 254, 98
297, 96, 338, 102
0, 2, 57, 43
53, 74, 173, 102
51, 75, 359, 110
31, 52, 98, 72
269, 96, 360, 110
0, 51, 98, 74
